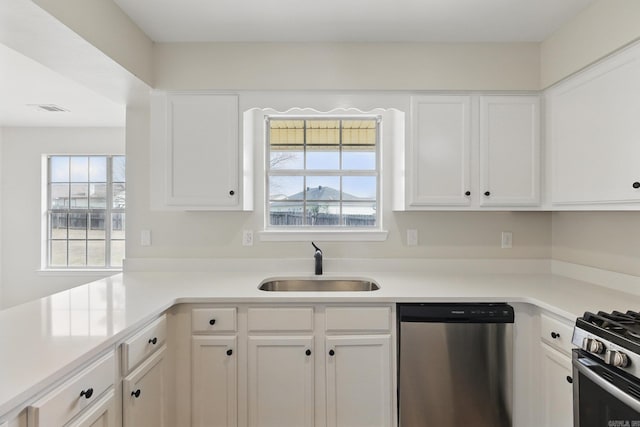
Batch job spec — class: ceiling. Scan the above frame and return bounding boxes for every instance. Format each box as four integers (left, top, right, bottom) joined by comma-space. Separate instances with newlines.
113, 0, 596, 43
0, 44, 125, 127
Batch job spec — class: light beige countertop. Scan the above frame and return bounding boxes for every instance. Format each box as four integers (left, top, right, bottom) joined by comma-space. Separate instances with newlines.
2, 261, 639, 416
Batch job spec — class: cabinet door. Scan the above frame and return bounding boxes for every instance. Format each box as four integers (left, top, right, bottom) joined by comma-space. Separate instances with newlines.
123, 346, 167, 427
325, 335, 392, 427
540, 344, 573, 427
164, 93, 239, 208
192, 336, 237, 427
247, 336, 314, 427
65, 390, 115, 427
549, 44, 640, 205
409, 96, 472, 206
479, 96, 540, 206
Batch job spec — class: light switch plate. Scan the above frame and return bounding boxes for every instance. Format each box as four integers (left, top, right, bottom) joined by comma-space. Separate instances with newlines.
141, 229, 152, 246
242, 230, 254, 246
501, 231, 513, 249
407, 229, 418, 246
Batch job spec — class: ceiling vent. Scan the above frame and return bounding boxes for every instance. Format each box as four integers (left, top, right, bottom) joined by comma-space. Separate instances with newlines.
27, 104, 70, 112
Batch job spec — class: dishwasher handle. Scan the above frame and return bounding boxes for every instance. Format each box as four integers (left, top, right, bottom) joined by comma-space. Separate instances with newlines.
398, 303, 514, 323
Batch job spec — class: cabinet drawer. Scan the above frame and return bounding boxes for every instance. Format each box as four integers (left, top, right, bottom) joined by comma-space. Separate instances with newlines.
540, 313, 574, 355
122, 315, 167, 374
325, 306, 391, 332
27, 352, 115, 427
192, 307, 237, 333
248, 307, 313, 332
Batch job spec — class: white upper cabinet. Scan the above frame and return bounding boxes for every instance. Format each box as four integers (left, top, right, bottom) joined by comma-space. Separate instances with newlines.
479, 96, 540, 206
405, 94, 540, 210
150, 92, 252, 211
547, 42, 640, 207
409, 95, 472, 207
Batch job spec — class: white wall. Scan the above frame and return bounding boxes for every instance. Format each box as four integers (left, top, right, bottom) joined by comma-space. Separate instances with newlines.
0, 127, 124, 308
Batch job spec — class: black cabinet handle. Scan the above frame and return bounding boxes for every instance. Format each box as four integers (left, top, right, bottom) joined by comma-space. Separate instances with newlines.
484, 191, 491, 196
209, 319, 216, 326
131, 389, 141, 398
551, 332, 560, 339
80, 388, 94, 399
566, 376, 573, 384
226, 349, 233, 356
633, 182, 640, 189
305, 349, 311, 356
229, 190, 235, 196
148, 337, 158, 345
329, 349, 335, 356
465, 191, 471, 196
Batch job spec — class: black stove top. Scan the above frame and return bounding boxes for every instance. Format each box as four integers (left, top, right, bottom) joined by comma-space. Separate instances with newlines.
576, 310, 640, 355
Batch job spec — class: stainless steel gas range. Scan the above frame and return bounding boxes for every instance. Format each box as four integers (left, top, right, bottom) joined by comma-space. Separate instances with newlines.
572, 311, 640, 427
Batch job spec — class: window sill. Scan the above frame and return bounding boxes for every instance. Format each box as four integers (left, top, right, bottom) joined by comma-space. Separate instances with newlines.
258, 229, 388, 242
38, 269, 122, 277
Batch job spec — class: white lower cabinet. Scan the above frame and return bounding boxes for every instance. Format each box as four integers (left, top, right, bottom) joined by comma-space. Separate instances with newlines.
325, 335, 392, 427
191, 336, 238, 427
122, 345, 167, 427
540, 344, 573, 427
66, 389, 116, 427
247, 336, 315, 427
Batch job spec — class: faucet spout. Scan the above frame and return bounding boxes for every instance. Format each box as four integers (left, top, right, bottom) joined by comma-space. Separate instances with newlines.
312, 242, 323, 275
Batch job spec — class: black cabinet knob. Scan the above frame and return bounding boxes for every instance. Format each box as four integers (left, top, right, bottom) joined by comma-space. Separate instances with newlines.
465, 191, 471, 196
209, 319, 216, 326
148, 337, 158, 345
484, 191, 491, 196
229, 190, 235, 196
226, 349, 233, 356
305, 349, 311, 356
633, 182, 640, 189
329, 349, 335, 356
566, 376, 573, 384
131, 389, 141, 398
551, 332, 560, 339
80, 388, 94, 399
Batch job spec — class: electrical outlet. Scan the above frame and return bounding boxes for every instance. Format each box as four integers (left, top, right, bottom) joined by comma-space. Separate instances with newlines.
407, 229, 418, 246
242, 230, 254, 246
501, 231, 513, 249
141, 229, 151, 246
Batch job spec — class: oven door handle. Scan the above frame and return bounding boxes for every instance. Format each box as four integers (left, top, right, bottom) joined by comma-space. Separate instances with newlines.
575, 358, 640, 413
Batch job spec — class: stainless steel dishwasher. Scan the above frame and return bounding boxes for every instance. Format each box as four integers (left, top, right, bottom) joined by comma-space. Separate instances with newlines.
397, 303, 514, 427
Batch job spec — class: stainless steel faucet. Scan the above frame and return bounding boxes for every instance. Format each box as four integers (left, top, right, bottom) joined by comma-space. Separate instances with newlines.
312, 242, 323, 275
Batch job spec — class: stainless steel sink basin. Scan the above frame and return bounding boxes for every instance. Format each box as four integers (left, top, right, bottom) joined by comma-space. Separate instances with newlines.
258, 278, 380, 292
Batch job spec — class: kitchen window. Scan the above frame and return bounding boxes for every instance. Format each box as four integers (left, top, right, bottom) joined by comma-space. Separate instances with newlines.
266, 117, 380, 231
46, 155, 125, 269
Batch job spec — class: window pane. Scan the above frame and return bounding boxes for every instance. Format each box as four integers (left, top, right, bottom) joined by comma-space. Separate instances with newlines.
88, 240, 106, 267
306, 177, 340, 200
306, 151, 339, 170
343, 176, 376, 200
89, 212, 106, 239
269, 202, 303, 226
112, 213, 125, 239
68, 213, 87, 239
343, 203, 377, 227
50, 183, 69, 208
89, 183, 107, 209
70, 157, 88, 182
342, 151, 376, 170
68, 240, 86, 266
50, 157, 69, 182
113, 183, 126, 208
306, 202, 340, 226
269, 176, 303, 200
50, 213, 67, 239
270, 150, 303, 170
110, 240, 125, 268
70, 183, 89, 208
89, 157, 106, 181
50, 240, 67, 266
113, 156, 126, 182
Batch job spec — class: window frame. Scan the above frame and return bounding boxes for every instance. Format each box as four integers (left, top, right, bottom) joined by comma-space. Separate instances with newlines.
45, 155, 125, 270
264, 115, 382, 232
